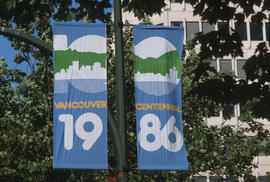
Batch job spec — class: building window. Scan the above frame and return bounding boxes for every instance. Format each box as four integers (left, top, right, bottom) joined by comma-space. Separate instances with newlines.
220, 59, 232, 74
171, 21, 183, 26
209, 176, 239, 182
226, 177, 239, 182
258, 176, 270, 182
259, 137, 270, 156
193, 176, 207, 182
210, 176, 223, 182
218, 22, 229, 40
207, 59, 217, 76
266, 22, 270, 41
236, 59, 246, 78
218, 22, 229, 31
210, 59, 217, 69
239, 104, 248, 115
186, 22, 199, 40
170, 0, 181, 3
235, 22, 247, 40
223, 105, 235, 118
202, 22, 215, 33
250, 22, 263, 41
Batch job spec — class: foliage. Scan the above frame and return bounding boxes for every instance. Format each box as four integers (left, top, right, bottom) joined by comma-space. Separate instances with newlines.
181, 45, 269, 181
0, 0, 112, 181
122, 0, 166, 20
175, 0, 270, 121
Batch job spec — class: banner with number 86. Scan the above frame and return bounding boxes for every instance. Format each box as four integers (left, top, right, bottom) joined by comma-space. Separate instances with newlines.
134, 25, 189, 170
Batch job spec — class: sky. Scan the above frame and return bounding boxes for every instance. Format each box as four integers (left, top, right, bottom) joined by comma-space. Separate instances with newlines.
0, 35, 34, 74
1, 35, 17, 67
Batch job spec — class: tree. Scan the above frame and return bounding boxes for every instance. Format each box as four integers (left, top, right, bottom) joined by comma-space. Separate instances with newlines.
174, 0, 270, 119
181, 43, 269, 181
1, 0, 270, 181
178, 0, 270, 180
0, 1, 113, 181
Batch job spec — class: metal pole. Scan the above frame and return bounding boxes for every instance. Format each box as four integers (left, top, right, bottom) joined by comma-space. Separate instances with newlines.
113, 0, 128, 181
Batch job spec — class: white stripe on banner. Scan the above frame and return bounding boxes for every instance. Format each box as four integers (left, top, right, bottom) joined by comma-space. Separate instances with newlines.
53, 23, 107, 169
133, 25, 189, 170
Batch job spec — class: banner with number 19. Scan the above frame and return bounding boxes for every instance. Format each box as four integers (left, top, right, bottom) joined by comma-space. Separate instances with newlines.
133, 25, 189, 170
53, 23, 107, 169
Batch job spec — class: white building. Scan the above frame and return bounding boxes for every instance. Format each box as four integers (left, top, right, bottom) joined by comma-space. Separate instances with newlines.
123, 0, 270, 181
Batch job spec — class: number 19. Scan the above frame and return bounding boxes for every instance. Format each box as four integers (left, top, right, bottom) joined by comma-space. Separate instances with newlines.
58, 113, 103, 150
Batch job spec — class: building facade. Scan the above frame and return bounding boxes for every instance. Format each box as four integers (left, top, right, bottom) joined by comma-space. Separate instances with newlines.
123, 0, 270, 181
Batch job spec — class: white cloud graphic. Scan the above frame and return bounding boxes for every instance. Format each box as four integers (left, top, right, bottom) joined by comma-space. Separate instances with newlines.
53, 34, 106, 53
134, 37, 176, 59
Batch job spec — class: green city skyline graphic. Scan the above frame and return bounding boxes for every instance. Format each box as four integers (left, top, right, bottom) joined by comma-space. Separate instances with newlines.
54, 49, 106, 73
135, 50, 181, 78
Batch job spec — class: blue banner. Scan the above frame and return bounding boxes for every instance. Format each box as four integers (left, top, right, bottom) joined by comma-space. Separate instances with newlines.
53, 23, 107, 169
133, 25, 188, 170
